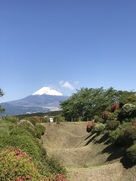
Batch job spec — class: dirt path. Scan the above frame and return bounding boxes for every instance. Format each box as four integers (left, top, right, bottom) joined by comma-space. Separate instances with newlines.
42, 122, 136, 181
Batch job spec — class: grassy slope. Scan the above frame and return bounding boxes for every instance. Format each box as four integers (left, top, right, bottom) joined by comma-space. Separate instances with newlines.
42, 122, 136, 181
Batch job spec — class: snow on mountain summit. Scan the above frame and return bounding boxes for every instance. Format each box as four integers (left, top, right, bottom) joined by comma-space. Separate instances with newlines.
32, 87, 63, 96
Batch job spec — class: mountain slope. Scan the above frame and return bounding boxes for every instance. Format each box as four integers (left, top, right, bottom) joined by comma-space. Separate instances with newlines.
1, 87, 68, 116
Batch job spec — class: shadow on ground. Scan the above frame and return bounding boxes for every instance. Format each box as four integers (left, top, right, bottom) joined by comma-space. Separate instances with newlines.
84, 131, 135, 169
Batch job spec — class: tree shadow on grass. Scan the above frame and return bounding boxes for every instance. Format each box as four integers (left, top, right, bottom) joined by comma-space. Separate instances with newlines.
84, 132, 98, 146
101, 143, 135, 169
94, 133, 109, 144
120, 156, 136, 169
102, 144, 126, 160
85, 132, 95, 140
84, 131, 136, 169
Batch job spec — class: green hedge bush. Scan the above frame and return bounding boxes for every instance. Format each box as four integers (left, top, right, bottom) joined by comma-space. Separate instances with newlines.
106, 120, 119, 130
93, 123, 105, 133
124, 126, 136, 145
3, 116, 19, 123
126, 144, 136, 163
0, 126, 45, 161
118, 104, 136, 120
109, 128, 121, 143
115, 130, 126, 146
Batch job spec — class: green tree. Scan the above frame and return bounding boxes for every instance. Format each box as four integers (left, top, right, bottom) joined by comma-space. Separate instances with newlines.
117, 90, 136, 121
118, 90, 136, 107
60, 87, 118, 121
0, 89, 5, 112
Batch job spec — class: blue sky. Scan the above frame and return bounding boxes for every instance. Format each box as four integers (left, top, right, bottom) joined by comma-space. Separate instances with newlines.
0, 0, 136, 102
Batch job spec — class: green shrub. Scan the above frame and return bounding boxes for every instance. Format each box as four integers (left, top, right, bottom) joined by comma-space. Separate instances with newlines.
114, 125, 136, 146
94, 115, 100, 123
18, 121, 35, 137
119, 104, 136, 120
124, 126, 136, 145
3, 116, 19, 123
126, 144, 136, 163
109, 128, 121, 143
114, 129, 126, 146
0, 126, 45, 161
109, 122, 132, 145
102, 111, 111, 121
0, 127, 10, 137
46, 157, 67, 176
106, 120, 119, 130
93, 123, 105, 133
34, 124, 45, 139
18, 120, 34, 128
0, 121, 11, 137
0, 119, 68, 180
108, 109, 120, 121
26, 117, 37, 126
0, 147, 46, 181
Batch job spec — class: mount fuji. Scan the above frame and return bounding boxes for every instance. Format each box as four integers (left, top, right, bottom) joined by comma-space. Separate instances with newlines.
1, 87, 69, 116
32, 87, 63, 96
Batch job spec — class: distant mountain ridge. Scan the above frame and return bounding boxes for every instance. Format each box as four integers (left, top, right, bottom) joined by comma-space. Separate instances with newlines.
1, 87, 69, 116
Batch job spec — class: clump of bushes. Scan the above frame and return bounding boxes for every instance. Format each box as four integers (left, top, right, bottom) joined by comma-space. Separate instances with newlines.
126, 144, 136, 163
115, 129, 127, 146
124, 126, 136, 146
0, 117, 68, 180
46, 157, 67, 176
0, 128, 44, 161
106, 120, 119, 130
109, 122, 136, 148
0, 147, 46, 181
122, 104, 136, 116
94, 115, 100, 123
109, 128, 121, 143
118, 103, 136, 120
34, 124, 46, 139
0, 120, 12, 137
93, 123, 105, 133
3, 116, 19, 123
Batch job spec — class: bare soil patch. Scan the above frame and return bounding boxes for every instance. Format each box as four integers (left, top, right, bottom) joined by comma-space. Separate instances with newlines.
42, 122, 136, 181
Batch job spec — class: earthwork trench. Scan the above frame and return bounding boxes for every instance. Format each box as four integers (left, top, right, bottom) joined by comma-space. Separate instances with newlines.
42, 122, 136, 181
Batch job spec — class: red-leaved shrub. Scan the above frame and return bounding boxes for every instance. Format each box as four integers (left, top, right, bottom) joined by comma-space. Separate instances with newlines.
86, 122, 94, 132
111, 104, 119, 112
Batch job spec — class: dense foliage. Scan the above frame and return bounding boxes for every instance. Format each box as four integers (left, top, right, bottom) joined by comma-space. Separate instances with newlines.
0, 117, 68, 180
0, 147, 44, 181
60, 87, 136, 122
126, 144, 136, 163
60, 87, 136, 164
60, 87, 116, 121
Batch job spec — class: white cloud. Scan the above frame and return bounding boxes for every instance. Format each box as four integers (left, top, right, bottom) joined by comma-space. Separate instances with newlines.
59, 81, 75, 90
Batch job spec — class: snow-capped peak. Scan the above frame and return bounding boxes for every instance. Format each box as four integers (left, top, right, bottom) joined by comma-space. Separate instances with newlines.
32, 87, 63, 96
